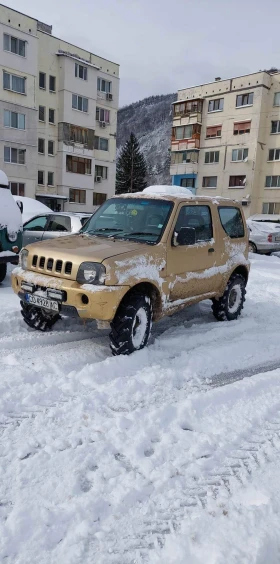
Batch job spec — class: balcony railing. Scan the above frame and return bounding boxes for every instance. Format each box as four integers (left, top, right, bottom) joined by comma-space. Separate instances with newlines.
173, 99, 203, 118
171, 136, 200, 150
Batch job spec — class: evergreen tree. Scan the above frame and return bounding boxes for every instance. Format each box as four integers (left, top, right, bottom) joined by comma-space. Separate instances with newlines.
116, 132, 147, 194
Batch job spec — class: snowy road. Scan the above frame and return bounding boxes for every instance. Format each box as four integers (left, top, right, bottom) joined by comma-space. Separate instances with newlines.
1, 255, 280, 563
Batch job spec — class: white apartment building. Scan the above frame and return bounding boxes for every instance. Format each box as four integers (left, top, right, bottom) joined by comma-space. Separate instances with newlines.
0, 4, 119, 212
171, 70, 280, 217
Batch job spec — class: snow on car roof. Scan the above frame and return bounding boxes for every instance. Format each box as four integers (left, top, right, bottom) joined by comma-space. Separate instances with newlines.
143, 185, 194, 197
115, 186, 240, 204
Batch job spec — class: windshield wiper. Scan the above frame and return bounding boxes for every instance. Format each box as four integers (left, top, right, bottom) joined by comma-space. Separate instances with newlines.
114, 231, 157, 238
86, 228, 123, 234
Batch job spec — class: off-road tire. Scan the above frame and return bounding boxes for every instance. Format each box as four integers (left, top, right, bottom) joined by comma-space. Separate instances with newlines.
249, 241, 257, 253
212, 274, 246, 322
110, 293, 152, 356
20, 300, 61, 331
0, 263, 7, 284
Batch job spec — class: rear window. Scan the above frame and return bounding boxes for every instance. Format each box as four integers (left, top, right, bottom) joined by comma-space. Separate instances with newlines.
218, 206, 245, 239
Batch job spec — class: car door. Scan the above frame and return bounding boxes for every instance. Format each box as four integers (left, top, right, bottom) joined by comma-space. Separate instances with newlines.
42, 214, 72, 241
22, 215, 50, 246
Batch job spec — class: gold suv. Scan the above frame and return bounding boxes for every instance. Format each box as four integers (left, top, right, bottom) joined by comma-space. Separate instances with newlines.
12, 186, 250, 355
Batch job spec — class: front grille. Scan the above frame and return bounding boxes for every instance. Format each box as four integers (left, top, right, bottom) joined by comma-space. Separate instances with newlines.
32, 255, 38, 267
65, 262, 72, 275
39, 257, 45, 269
30, 254, 73, 277
56, 260, 63, 273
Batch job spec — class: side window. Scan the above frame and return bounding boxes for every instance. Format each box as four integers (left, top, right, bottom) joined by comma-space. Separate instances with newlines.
175, 205, 213, 244
47, 215, 71, 232
218, 207, 245, 238
23, 215, 49, 231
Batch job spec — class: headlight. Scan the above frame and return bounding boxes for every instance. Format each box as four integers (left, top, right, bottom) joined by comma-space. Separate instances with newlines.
76, 262, 106, 285
7, 230, 17, 243
19, 249, 29, 270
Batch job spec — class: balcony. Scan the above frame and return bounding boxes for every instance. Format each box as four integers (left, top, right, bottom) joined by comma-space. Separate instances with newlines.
171, 135, 200, 151
170, 150, 199, 176
173, 98, 203, 126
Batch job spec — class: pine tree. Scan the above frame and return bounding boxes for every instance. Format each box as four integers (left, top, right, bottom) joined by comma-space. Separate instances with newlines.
116, 132, 147, 194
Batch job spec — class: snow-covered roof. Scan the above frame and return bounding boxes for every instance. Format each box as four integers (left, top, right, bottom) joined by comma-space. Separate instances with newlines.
143, 185, 194, 197
0, 188, 22, 234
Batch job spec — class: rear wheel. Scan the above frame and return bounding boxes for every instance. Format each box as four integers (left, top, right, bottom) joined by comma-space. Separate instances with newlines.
110, 293, 152, 356
0, 264, 7, 284
212, 274, 246, 322
249, 241, 257, 253
20, 300, 60, 331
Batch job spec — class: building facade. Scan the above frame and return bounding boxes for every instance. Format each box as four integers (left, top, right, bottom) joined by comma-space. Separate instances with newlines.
0, 4, 119, 212
171, 71, 280, 217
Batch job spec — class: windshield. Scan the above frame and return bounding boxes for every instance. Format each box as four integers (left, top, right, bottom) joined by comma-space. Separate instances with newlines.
81, 198, 173, 244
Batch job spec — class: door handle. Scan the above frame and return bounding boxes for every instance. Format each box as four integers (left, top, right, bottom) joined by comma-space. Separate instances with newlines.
208, 248, 215, 253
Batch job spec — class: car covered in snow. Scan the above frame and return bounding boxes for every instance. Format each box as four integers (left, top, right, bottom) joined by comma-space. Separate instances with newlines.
247, 218, 280, 254
13, 196, 52, 224
11, 186, 250, 355
0, 170, 22, 283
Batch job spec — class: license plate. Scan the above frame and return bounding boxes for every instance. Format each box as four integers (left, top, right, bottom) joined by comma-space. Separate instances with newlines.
25, 293, 59, 312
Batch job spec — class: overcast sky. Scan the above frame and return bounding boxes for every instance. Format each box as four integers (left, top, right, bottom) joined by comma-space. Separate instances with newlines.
3, 0, 280, 106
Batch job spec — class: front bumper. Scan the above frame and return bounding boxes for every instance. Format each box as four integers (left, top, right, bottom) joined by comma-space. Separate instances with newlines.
0, 253, 19, 265
11, 267, 129, 321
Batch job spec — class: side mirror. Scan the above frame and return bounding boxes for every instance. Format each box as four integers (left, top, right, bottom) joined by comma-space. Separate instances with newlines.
16, 200, 23, 214
175, 227, 196, 246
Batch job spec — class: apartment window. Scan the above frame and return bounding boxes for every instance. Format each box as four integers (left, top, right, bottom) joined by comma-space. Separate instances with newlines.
3, 71, 25, 94
271, 121, 280, 134
39, 106, 45, 122
273, 93, 280, 106
180, 178, 195, 188
38, 138, 45, 154
173, 124, 201, 141
49, 76, 56, 92
96, 107, 110, 123
48, 172, 54, 186
268, 149, 280, 161
69, 188, 86, 204
265, 176, 280, 188
4, 110, 25, 129
49, 108, 55, 124
93, 192, 107, 206
202, 176, 217, 188
69, 125, 88, 145
229, 175, 246, 188
94, 137, 109, 151
4, 146, 25, 164
173, 100, 203, 117
9, 182, 25, 196
39, 72, 46, 89
97, 78, 111, 93
171, 151, 198, 165
263, 202, 280, 214
205, 151, 219, 164
206, 125, 222, 138
232, 148, 248, 162
95, 165, 108, 180
236, 93, 254, 107
208, 98, 224, 112
66, 155, 92, 175
75, 63, 87, 80
48, 140, 54, 155
38, 170, 44, 185
72, 94, 88, 112
4, 34, 26, 57
233, 121, 251, 135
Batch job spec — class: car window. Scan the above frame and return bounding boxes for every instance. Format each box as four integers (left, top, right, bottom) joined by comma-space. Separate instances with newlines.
23, 215, 49, 231
174, 205, 213, 242
47, 215, 71, 232
218, 207, 245, 238
80, 216, 90, 227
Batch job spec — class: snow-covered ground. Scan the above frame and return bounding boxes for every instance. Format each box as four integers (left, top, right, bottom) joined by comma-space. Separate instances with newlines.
1, 255, 280, 563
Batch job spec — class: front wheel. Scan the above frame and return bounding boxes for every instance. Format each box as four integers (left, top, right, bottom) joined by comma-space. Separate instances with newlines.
110, 293, 152, 356
20, 301, 60, 331
0, 263, 7, 284
212, 274, 246, 322
249, 241, 257, 253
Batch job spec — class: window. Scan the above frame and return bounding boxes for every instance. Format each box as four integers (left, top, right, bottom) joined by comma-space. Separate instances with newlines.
218, 207, 244, 239
39, 106, 45, 122
236, 93, 254, 107
49, 108, 55, 124
262, 202, 280, 214
3, 71, 25, 94
66, 155, 92, 175
265, 176, 280, 188
175, 205, 213, 243
47, 215, 71, 232
4, 34, 25, 57
173, 124, 201, 141
206, 125, 222, 138
205, 151, 219, 164
4, 110, 25, 129
48, 140, 54, 155
229, 175, 246, 188
38, 170, 44, 185
94, 137, 109, 151
268, 149, 280, 161
232, 148, 248, 162
97, 78, 111, 93
38, 138, 45, 154
69, 188, 86, 204
47, 172, 54, 186
95, 165, 108, 180
274, 93, 280, 106
23, 216, 49, 231
271, 121, 280, 134
96, 107, 110, 123
233, 121, 251, 135
202, 176, 217, 188
171, 151, 198, 165
208, 98, 224, 112
75, 63, 87, 80
180, 178, 195, 188
9, 182, 25, 196
4, 146, 25, 164
173, 100, 203, 117
72, 94, 88, 112
49, 75, 56, 92
39, 72, 46, 89
69, 125, 89, 145
93, 192, 107, 206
